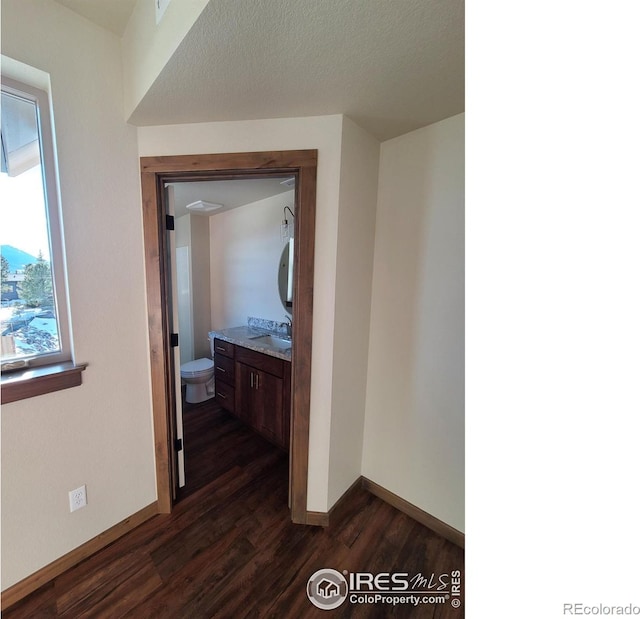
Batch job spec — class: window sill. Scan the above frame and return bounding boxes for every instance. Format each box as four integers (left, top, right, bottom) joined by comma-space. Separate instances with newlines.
1, 361, 88, 404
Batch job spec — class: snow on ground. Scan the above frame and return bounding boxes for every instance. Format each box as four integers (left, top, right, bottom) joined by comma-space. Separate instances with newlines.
4, 317, 59, 356
0, 306, 14, 321
26, 317, 58, 336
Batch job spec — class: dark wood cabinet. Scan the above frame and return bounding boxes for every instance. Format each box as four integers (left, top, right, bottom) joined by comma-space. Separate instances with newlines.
255, 370, 285, 446
213, 338, 235, 413
235, 347, 290, 450
213, 339, 235, 358
236, 363, 284, 443
214, 337, 290, 450
234, 362, 256, 424
214, 377, 235, 412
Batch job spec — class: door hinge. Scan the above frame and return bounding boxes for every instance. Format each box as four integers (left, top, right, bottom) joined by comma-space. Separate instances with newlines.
174, 438, 183, 452
170, 333, 179, 347
166, 214, 175, 230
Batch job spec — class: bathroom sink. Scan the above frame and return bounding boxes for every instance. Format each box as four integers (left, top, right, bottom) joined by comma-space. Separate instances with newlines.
249, 334, 292, 350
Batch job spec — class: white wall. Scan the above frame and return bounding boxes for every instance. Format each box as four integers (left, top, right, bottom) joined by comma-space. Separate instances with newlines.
209, 190, 294, 330
362, 114, 465, 532
175, 245, 194, 365
189, 216, 211, 359
1, 0, 156, 590
175, 214, 194, 365
175, 211, 192, 247
175, 213, 210, 361
327, 117, 380, 505
138, 115, 344, 511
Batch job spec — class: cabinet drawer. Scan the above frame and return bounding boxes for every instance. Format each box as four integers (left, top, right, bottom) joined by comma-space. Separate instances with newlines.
214, 354, 235, 383
235, 346, 284, 378
215, 379, 235, 412
213, 338, 235, 359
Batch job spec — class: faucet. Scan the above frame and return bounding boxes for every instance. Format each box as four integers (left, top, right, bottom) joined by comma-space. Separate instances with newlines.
284, 315, 292, 337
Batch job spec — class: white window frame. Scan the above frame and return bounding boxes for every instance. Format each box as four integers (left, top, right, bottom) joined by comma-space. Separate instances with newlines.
1, 75, 73, 369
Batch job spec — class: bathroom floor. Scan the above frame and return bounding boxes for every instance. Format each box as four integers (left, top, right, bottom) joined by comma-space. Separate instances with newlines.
177, 392, 287, 502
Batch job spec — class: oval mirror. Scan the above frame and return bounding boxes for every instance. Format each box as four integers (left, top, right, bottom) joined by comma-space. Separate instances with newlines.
278, 239, 294, 315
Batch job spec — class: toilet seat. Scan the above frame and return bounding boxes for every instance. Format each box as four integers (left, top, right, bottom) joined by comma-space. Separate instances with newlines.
180, 358, 214, 377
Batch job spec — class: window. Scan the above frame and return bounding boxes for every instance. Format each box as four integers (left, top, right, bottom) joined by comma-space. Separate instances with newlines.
1, 75, 72, 372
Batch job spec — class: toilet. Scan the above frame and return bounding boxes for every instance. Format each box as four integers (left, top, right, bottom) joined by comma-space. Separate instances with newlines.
180, 356, 215, 404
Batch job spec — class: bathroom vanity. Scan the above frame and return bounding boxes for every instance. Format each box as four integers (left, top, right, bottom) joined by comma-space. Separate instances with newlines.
211, 331, 291, 450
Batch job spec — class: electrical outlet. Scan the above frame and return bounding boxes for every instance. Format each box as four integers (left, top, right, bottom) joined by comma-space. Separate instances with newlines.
69, 485, 87, 512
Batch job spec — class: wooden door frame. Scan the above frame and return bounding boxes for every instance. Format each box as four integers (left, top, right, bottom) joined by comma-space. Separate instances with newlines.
140, 150, 317, 524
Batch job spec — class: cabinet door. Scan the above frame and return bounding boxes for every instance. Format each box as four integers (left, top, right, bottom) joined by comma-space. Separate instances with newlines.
235, 362, 256, 425
254, 369, 284, 447
234, 361, 286, 447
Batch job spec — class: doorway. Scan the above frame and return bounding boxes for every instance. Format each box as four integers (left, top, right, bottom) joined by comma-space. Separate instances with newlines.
140, 150, 317, 524
167, 175, 296, 497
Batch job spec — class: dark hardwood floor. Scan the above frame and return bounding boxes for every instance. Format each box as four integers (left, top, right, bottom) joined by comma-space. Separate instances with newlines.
4, 399, 464, 618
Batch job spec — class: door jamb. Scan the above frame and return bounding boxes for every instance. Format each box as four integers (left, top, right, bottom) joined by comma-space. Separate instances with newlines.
140, 150, 317, 524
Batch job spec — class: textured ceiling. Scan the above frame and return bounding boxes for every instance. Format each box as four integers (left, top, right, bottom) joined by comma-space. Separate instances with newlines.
54, 0, 464, 141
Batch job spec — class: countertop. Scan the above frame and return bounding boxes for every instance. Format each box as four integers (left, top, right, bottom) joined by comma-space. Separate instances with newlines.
209, 326, 292, 361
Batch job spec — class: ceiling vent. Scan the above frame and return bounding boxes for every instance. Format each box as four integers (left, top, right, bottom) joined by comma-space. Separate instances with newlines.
186, 200, 223, 214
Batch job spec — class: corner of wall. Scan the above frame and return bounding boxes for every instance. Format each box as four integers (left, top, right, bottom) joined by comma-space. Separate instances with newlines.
326, 117, 380, 508
362, 113, 465, 531
121, 0, 209, 119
